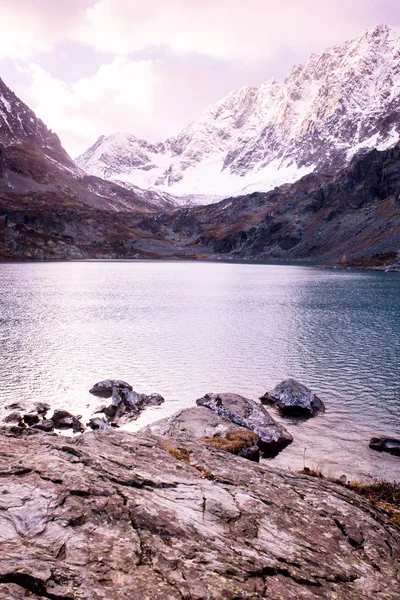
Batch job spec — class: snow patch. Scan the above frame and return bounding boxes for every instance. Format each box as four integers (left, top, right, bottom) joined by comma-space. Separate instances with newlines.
77, 24, 400, 207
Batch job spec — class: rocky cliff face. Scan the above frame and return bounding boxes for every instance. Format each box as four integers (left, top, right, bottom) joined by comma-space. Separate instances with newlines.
1, 143, 399, 263
77, 24, 400, 200
0, 427, 398, 599
0, 78, 176, 213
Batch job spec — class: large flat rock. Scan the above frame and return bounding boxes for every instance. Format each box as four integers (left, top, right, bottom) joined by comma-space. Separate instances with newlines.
196, 392, 293, 455
143, 405, 250, 438
0, 428, 398, 599
142, 406, 261, 461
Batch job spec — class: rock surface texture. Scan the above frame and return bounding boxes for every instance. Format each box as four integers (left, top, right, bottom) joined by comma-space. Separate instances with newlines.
142, 406, 261, 461
196, 393, 293, 455
260, 379, 325, 417
0, 428, 399, 600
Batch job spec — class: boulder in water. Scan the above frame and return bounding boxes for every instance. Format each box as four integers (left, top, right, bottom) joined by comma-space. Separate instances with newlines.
260, 379, 325, 417
89, 380, 133, 398
369, 437, 400, 457
103, 386, 165, 425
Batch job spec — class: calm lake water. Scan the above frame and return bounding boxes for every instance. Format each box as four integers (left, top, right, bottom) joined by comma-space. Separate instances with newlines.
0, 261, 399, 481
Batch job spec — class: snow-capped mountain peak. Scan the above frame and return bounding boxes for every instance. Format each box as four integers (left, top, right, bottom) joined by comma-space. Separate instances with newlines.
77, 24, 400, 203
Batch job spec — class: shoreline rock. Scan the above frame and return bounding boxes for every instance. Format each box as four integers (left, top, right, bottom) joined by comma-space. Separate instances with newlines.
260, 378, 325, 418
89, 380, 165, 426
89, 379, 133, 398
196, 392, 293, 456
369, 437, 400, 457
142, 405, 261, 461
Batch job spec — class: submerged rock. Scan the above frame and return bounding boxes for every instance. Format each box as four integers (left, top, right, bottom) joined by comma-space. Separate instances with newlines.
89, 379, 132, 398
369, 437, 400, 457
196, 393, 293, 456
0, 428, 398, 600
260, 378, 325, 417
143, 405, 260, 461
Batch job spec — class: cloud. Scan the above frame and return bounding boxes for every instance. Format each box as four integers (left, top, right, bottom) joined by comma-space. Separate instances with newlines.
22, 54, 244, 157
0, 0, 89, 61
76, 0, 388, 60
21, 59, 156, 157
2, 0, 400, 157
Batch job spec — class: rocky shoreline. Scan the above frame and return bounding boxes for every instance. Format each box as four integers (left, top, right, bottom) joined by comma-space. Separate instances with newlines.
0, 380, 399, 599
0, 426, 399, 600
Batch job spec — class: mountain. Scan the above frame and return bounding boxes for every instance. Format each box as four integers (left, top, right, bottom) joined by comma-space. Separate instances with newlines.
0, 77, 177, 213
2, 140, 399, 266
77, 24, 400, 201
1, 28, 399, 265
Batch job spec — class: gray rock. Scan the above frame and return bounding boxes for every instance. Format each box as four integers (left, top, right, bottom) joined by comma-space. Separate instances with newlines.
369, 437, 400, 457
196, 393, 293, 455
23, 413, 40, 426
89, 380, 133, 398
89, 380, 165, 426
72, 417, 85, 434
143, 406, 261, 461
0, 428, 398, 599
31, 419, 55, 433
35, 402, 50, 416
105, 387, 165, 425
50, 409, 74, 425
3, 412, 21, 424
142, 393, 165, 408
56, 417, 75, 429
236, 444, 260, 462
87, 417, 111, 431
122, 389, 142, 410
144, 405, 246, 438
50, 410, 84, 432
261, 378, 325, 417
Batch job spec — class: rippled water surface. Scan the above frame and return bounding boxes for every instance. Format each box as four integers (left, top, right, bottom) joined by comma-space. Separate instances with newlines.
0, 261, 399, 480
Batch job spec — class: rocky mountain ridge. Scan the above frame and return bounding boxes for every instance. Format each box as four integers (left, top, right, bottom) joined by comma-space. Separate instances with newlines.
77, 24, 400, 201
1, 141, 399, 265
1, 31, 399, 265
0, 77, 177, 213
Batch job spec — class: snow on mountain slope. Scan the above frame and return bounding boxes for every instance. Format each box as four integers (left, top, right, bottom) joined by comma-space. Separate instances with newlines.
0, 77, 172, 212
77, 24, 400, 202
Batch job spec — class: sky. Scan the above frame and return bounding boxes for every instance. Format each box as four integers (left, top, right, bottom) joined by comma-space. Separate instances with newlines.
1, 0, 399, 158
